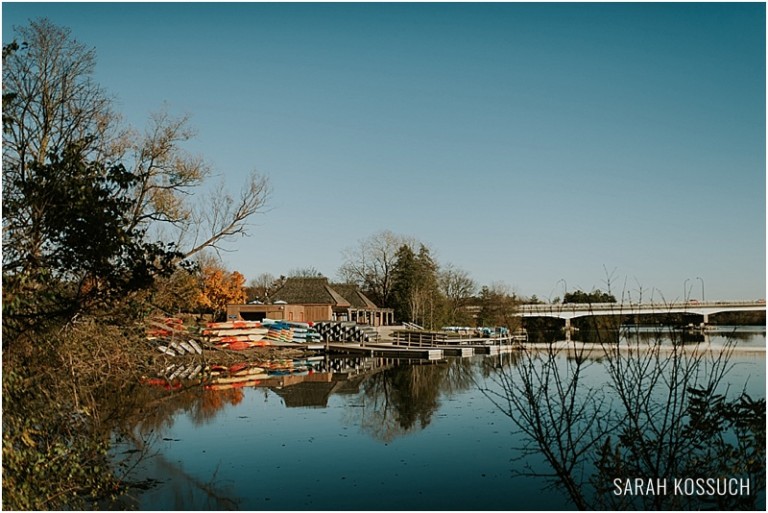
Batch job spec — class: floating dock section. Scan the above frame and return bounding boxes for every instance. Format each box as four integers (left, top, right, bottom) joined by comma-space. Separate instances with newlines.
326, 343, 443, 360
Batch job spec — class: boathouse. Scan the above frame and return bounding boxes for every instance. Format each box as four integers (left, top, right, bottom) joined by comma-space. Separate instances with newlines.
226, 277, 394, 326
331, 283, 394, 326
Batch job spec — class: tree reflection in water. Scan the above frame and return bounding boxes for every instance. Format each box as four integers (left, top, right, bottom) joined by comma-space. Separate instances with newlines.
479, 327, 766, 510
343, 357, 487, 443
354, 363, 446, 442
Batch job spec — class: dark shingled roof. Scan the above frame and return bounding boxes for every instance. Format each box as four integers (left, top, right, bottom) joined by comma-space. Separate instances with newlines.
271, 382, 339, 408
271, 277, 351, 307
331, 283, 379, 309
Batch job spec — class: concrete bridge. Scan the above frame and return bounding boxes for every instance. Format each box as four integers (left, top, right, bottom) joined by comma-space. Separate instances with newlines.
516, 300, 765, 329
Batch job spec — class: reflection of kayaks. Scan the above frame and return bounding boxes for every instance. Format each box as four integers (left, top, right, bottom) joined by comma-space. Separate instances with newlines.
205, 379, 263, 391
211, 373, 270, 384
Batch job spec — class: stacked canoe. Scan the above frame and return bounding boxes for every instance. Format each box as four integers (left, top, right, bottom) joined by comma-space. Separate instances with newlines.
201, 320, 270, 351
147, 317, 204, 356
262, 319, 323, 344
263, 320, 294, 343
313, 321, 379, 343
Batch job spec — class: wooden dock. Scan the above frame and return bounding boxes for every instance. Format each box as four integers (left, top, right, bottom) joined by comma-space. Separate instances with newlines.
324, 328, 523, 361
326, 343, 443, 360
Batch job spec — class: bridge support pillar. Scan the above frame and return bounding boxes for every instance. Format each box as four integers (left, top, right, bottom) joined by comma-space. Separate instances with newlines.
701, 313, 709, 328
563, 318, 573, 342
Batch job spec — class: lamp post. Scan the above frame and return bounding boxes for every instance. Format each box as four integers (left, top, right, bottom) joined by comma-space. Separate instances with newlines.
684, 278, 690, 302
697, 277, 705, 303
557, 279, 567, 301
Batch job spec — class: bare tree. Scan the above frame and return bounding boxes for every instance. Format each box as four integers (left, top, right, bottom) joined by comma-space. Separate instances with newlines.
337, 230, 417, 306
246, 272, 277, 302
483, 341, 612, 510
2, 19, 119, 169
182, 170, 270, 259
3, 19, 271, 268
438, 263, 476, 324
122, 110, 208, 233
2, 19, 123, 272
116, 110, 270, 259
287, 267, 323, 278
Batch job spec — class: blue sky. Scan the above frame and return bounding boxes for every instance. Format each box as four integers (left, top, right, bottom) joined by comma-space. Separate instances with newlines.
3, 2, 765, 302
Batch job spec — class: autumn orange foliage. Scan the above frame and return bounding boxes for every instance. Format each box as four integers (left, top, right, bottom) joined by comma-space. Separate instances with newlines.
198, 264, 246, 317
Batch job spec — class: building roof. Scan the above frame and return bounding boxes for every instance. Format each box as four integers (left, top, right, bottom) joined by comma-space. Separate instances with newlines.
331, 283, 379, 309
271, 277, 351, 307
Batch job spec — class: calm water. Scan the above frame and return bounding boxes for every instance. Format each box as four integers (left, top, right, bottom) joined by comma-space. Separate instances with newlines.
114, 328, 765, 510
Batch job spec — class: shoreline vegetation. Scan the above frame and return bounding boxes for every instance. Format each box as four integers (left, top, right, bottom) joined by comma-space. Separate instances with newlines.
522, 338, 766, 355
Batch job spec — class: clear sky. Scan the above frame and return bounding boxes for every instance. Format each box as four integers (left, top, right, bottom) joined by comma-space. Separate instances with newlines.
3, 2, 765, 302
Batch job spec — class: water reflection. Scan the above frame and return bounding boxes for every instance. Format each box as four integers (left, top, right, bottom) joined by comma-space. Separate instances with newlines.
480, 328, 766, 510
116, 328, 764, 510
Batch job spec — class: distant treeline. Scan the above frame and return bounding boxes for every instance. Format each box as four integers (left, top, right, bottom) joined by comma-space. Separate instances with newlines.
522, 311, 765, 331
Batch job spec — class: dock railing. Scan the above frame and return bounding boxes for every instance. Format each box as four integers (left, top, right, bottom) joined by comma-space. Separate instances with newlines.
392, 329, 527, 348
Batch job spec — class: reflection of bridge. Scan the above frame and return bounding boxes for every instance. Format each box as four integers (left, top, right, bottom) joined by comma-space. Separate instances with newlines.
516, 301, 765, 329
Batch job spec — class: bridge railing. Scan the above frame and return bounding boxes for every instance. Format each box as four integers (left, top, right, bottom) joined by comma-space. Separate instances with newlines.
517, 300, 765, 314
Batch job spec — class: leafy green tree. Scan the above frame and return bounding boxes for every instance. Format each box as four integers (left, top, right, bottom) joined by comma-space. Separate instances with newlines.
415, 245, 440, 328
391, 244, 418, 322
391, 244, 440, 327
476, 282, 519, 329
563, 288, 617, 304
2, 142, 180, 336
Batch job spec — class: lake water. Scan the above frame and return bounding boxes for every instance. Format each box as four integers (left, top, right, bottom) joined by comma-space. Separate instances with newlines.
114, 327, 765, 510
